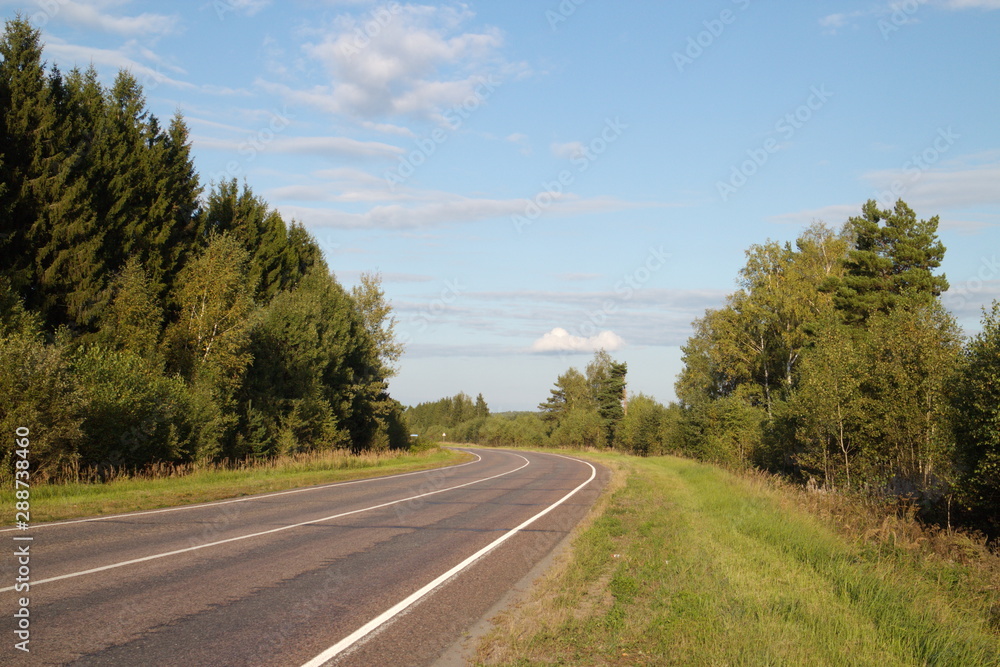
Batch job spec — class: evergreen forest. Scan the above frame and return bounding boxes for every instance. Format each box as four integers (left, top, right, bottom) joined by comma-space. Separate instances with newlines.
0, 18, 409, 479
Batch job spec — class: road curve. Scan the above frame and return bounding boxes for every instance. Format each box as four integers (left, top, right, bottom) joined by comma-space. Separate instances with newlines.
2, 448, 606, 666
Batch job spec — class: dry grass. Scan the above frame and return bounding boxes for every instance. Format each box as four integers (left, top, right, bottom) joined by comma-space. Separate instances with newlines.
747, 469, 1000, 634
476, 458, 627, 665
474, 451, 1000, 666
0, 446, 471, 524
13, 448, 413, 485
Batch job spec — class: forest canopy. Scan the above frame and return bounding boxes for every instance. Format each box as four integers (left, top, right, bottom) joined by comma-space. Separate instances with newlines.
411, 202, 1000, 538
0, 17, 409, 478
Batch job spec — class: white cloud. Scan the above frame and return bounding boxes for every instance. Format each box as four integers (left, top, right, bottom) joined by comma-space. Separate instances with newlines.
943, 279, 1000, 327
260, 4, 526, 122
772, 154, 1000, 229
279, 193, 651, 230
530, 328, 625, 354
818, 9, 871, 33
506, 132, 532, 155
768, 203, 861, 227
863, 162, 1000, 211
819, 13, 849, 28
30, 0, 178, 36
186, 116, 249, 133
42, 40, 193, 89
360, 120, 417, 137
550, 141, 585, 160
820, 0, 999, 34
939, 219, 997, 234
191, 134, 405, 159
214, 0, 271, 18
941, 0, 1000, 8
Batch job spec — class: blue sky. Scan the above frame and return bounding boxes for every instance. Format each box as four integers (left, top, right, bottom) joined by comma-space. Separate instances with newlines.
7, 0, 1000, 411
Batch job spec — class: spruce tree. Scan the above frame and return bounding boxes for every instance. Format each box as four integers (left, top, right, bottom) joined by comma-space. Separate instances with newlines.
95, 71, 156, 280
145, 112, 202, 303
34, 66, 106, 331
201, 179, 295, 303
0, 17, 57, 300
475, 393, 489, 418
286, 221, 323, 284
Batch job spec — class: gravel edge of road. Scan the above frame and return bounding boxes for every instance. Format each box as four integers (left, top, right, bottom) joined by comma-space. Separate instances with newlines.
431, 451, 616, 667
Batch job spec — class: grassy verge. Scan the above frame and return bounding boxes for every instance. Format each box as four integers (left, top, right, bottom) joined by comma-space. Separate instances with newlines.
477, 452, 1000, 666
1, 446, 472, 524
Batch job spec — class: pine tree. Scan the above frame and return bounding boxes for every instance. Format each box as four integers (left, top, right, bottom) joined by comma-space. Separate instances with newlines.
829, 199, 948, 323
286, 221, 324, 284
538, 367, 589, 422
589, 352, 627, 444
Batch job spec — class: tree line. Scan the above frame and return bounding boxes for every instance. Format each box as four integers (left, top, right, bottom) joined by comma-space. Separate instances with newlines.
411, 350, 674, 454
0, 17, 409, 479
674, 200, 998, 535
416, 200, 998, 538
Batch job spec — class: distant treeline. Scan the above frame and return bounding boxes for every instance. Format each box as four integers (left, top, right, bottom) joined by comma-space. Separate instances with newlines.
420, 201, 1000, 538
0, 18, 408, 479
407, 351, 646, 452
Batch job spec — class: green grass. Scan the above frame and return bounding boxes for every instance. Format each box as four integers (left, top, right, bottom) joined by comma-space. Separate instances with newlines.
477, 453, 1000, 666
1, 447, 471, 524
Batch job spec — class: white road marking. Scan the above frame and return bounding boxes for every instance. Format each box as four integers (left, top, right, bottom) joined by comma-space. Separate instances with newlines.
0, 453, 527, 593
0, 451, 482, 532
299, 452, 598, 667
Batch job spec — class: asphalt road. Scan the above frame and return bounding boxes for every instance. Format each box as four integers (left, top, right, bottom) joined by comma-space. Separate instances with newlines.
1, 448, 606, 666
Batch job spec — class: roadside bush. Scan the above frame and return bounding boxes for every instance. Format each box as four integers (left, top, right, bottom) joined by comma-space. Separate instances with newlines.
73, 345, 191, 469
550, 407, 606, 449
616, 394, 666, 455
0, 329, 84, 478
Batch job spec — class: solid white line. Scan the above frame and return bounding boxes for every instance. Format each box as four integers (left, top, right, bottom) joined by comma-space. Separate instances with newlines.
0, 451, 482, 532
0, 453, 528, 593
299, 453, 598, 667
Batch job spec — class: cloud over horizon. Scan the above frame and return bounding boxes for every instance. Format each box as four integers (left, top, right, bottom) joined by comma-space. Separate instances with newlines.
530, 328, 625, 354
